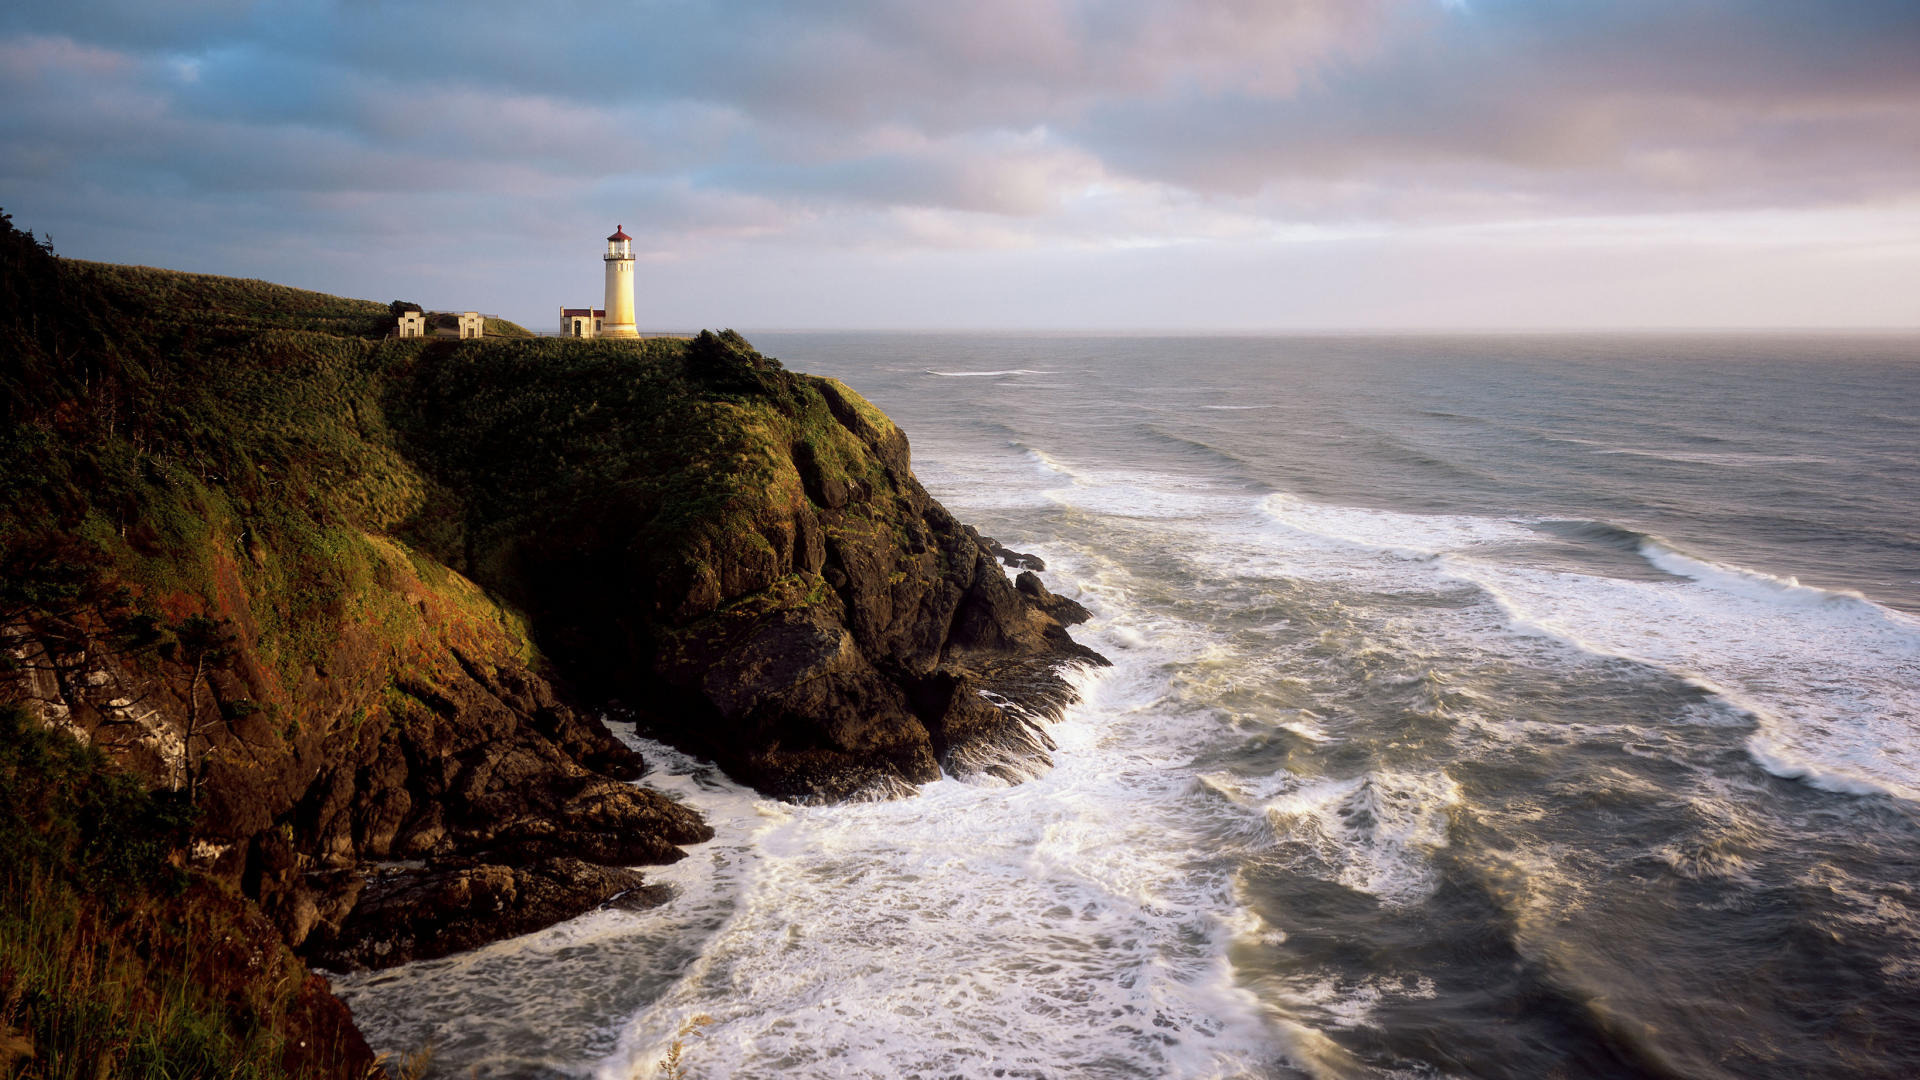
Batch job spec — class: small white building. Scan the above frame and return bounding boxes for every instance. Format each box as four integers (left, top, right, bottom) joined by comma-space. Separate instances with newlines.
396, 309, 487, 340
559, 307, 606, 337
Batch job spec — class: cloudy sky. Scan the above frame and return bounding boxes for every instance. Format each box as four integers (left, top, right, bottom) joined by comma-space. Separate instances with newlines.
4, 1, 1917, 330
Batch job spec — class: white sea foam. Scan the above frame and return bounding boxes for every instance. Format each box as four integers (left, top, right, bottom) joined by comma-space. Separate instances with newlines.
1272, 972, 1439, 1032
1041, 481, 1920, 817
1543, 436, 1831, 468
1262, 771, 1463, 907
1259, 494, 1537, 557
1594, 448, 1832, 468
1030, 456, 1252, 522
1024, 445, 1077, 479
584, 556, 1307, 1080
1639, 539, 1866, 605
1445, 546, 1920, 802
1245, 491, 1920, 804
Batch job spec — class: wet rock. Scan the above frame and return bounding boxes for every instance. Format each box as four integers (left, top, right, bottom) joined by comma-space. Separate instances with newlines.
412, 361, 1113, 803
983, 535, 1046, 571
305, 857, 671, 972
1016, 570, 1093, 626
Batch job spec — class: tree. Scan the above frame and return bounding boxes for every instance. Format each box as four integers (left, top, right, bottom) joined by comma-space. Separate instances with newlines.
164, 614, 236, 806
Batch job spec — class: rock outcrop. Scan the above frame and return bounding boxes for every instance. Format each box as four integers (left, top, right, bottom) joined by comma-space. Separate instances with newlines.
3, 588, 711, 973
395, 331, 1107, 801
308, 857, 672, 971
0, 224, 1103, 1072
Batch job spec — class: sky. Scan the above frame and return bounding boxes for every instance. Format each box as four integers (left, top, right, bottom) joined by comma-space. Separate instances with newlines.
3, 0, 1917, 331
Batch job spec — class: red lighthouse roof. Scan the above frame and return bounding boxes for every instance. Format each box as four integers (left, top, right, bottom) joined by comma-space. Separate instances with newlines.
607, 225, 631, 242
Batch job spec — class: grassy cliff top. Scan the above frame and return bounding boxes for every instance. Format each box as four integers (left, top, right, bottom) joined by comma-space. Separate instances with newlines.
1, 219, 902, 700
1, 211, 1034, 1075
75, 260, 393, 336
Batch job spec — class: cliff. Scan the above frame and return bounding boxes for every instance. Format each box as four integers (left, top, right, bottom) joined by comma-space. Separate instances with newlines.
389, 328, 1103, 800
0, 212, 1099, 1073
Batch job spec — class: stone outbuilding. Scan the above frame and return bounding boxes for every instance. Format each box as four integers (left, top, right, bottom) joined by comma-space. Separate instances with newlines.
394, 309, 486, 340
560, 308, 606, 337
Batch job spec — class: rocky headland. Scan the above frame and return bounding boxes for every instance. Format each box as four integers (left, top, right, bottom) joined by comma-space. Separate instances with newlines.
0, 212, 1099, 1075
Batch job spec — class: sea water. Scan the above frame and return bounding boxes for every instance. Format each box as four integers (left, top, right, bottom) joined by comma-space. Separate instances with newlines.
337, 333, 1920, 1079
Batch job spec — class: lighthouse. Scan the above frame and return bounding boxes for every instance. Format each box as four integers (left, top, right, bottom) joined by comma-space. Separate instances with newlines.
600, 224, 639, 339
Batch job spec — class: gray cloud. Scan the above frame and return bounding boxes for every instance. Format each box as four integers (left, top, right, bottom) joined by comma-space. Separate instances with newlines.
1072, 1, 1920, 209
12, 1, 1916, 215
2, 0, 1916, 328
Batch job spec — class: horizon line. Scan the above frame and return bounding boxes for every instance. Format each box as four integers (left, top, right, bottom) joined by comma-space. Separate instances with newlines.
725, 325, 1920, 337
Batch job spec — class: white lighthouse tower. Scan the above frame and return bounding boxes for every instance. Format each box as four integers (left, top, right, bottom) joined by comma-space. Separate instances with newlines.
600, 224, 639, 339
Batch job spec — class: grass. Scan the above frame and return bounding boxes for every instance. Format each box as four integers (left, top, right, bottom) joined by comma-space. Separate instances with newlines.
0, 211, 546, 700
0, 209, 928, 1070
0, 705, 350, 1079
0, 873, 291, 1079
2, 208, 914, 717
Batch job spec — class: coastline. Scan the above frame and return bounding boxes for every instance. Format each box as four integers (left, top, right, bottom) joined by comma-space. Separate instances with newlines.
0, 239, 1106, 1075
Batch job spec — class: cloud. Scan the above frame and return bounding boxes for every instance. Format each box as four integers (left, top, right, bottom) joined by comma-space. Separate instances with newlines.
2, 0, 1916, 327
12, 1, 1918, 220
1072, 0, 1920, 211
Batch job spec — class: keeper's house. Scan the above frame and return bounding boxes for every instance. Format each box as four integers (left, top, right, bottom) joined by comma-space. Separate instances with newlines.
559, 307, 606, 338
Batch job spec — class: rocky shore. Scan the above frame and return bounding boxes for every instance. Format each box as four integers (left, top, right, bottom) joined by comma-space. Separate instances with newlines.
0, 223, 1101, 1074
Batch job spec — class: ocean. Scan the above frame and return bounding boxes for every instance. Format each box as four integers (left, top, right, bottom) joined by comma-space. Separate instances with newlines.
337, 332, 1920, 1079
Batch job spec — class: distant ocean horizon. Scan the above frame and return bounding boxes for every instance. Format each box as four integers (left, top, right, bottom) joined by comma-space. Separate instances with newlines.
526, 326, 1920, 338
341, 330, 1920, 1079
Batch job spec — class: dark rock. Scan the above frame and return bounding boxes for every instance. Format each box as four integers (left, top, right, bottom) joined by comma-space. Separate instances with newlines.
481, 777, 711, 866
305, 856, 670, 972
0, 249, 1128, 1065
5, 581, 714, 969
280, 973, 378, 1077
1, 269, 1108, 1059
606, 379, 1109, 800
1016, 570, 1093, 626
983, 535, 1046, 571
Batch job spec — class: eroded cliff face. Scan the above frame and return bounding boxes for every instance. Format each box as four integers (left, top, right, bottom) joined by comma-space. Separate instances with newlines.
2, 538, 710, 971
656, 375, 1105, 799
395, 332, 1107, 802
0, 238, 1102, 1071
0, 237, 713, 1021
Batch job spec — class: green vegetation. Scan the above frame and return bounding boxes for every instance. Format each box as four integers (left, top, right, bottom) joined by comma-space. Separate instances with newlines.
0, 208, 537, 696
0, 705, 350, 1079
80, 261, 390, 337
0, 205, 920, 1069
2, 207, 913, 719
483, 316, 533, 337
386, 326, 905, 689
